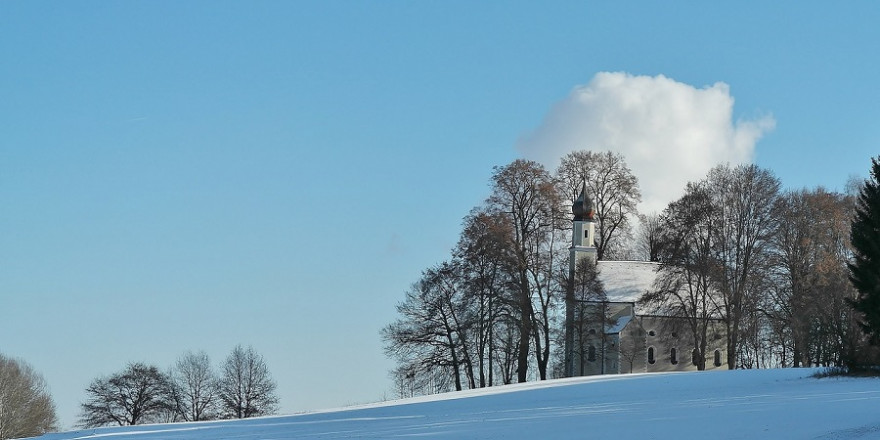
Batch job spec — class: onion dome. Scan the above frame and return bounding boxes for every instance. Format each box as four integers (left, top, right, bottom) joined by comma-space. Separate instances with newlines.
572, 182, 595, 221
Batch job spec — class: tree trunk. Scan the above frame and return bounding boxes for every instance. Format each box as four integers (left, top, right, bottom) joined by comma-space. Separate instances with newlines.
517, 273, 532, 383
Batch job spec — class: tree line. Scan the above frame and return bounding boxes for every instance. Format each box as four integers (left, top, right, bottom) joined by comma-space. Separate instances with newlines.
0, 345, 280, 434
78, 345, 278, 427
383, 150, 880, 398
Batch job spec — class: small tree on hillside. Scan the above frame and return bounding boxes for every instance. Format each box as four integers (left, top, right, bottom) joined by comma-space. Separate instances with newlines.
78, 363, 174, 427
169, 351, 219, 421
217, 345, 279, 419
849, 157, 880, 344
0, 354, 57, 440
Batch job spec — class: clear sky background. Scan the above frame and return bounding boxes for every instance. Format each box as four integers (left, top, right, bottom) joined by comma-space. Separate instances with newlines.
1, 1, 878, 429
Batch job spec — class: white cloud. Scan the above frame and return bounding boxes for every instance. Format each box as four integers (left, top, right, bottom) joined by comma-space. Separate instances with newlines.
517, 72, 775, 213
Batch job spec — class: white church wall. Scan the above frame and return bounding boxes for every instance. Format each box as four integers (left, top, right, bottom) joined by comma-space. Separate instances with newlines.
641, 316, 728, 373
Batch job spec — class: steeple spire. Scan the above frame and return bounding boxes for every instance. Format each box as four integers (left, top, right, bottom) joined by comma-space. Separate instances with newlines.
572, 182, 595, 222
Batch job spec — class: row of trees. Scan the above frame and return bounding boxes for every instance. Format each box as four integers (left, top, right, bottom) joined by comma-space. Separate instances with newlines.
641, 165, 871, 370
0, 353, 57, 440
384, 150, 879, 398
78, 345, 279, 427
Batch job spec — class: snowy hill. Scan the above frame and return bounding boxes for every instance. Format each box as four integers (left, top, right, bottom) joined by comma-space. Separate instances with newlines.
28, 368, 880, 440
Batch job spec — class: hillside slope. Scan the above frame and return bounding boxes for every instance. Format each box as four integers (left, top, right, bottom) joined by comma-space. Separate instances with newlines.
28, 368, 880, 440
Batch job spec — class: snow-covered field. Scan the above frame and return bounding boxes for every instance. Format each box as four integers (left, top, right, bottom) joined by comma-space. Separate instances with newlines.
28, 368, 880, 440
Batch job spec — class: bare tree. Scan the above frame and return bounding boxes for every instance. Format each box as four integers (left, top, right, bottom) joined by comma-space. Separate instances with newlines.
617, 325, 645, 374
454, 209, 514, 388
557, 151, 641, 260
217, 345, 279, 419
432, 262, 480, 390
770, 188, 862, 367
636, 213, 664, 262
567, 257, 609, 376
383, 262, 475, 392
641, 182, 719, 371
385, 208, 523, 395
169, 351, 218, 421
78, 363, 174, 427
390, 364, 422, 399
705, 164, 781, 369
486, 159, 564, 382
768, 189, 817, 366
493, 322, 519, 385
0, 354, 57, 440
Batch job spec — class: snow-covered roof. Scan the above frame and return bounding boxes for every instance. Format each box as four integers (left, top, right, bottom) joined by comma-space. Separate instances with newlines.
606, 314, 632, 334
596, 260, 660, 306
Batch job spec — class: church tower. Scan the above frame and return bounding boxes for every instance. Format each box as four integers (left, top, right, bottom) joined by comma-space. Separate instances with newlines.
569, 182, 597, 266
564, 182, 597, 376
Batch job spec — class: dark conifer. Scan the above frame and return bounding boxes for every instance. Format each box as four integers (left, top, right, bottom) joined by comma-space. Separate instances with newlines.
848, 157, 880, 343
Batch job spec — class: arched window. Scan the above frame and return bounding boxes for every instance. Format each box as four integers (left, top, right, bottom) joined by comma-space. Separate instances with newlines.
692, 348, 700, 366
670, 347, 678, 365
714, 349, 722, 367
588, 345, 597, 362
647, 347, 655, 364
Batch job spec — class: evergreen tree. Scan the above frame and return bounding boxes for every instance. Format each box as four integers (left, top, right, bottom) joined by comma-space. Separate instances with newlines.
848, 157, 880, 343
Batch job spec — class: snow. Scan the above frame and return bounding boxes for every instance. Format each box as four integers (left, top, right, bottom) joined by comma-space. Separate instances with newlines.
597, 260, 660, 310
606, 314, 632, 334
27, 368, 880, 440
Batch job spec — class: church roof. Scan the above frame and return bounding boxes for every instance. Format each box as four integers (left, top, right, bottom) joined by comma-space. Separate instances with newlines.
606, 314, 633, 334
596, 260, 660, 312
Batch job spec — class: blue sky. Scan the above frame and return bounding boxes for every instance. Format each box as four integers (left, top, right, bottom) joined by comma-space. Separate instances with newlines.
1, 1, 878, 429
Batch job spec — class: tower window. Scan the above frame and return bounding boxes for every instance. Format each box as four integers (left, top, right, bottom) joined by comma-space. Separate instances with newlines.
585, 230, 589, 238
588, 345, 596, 362
648, 330, 656, 337
714, 349, 722, 367
670, 347, 678, 365
647, 347, 655, 364
692, 348, 700, 366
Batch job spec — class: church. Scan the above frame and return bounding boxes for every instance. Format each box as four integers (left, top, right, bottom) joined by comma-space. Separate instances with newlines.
564, 185, 728, 376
